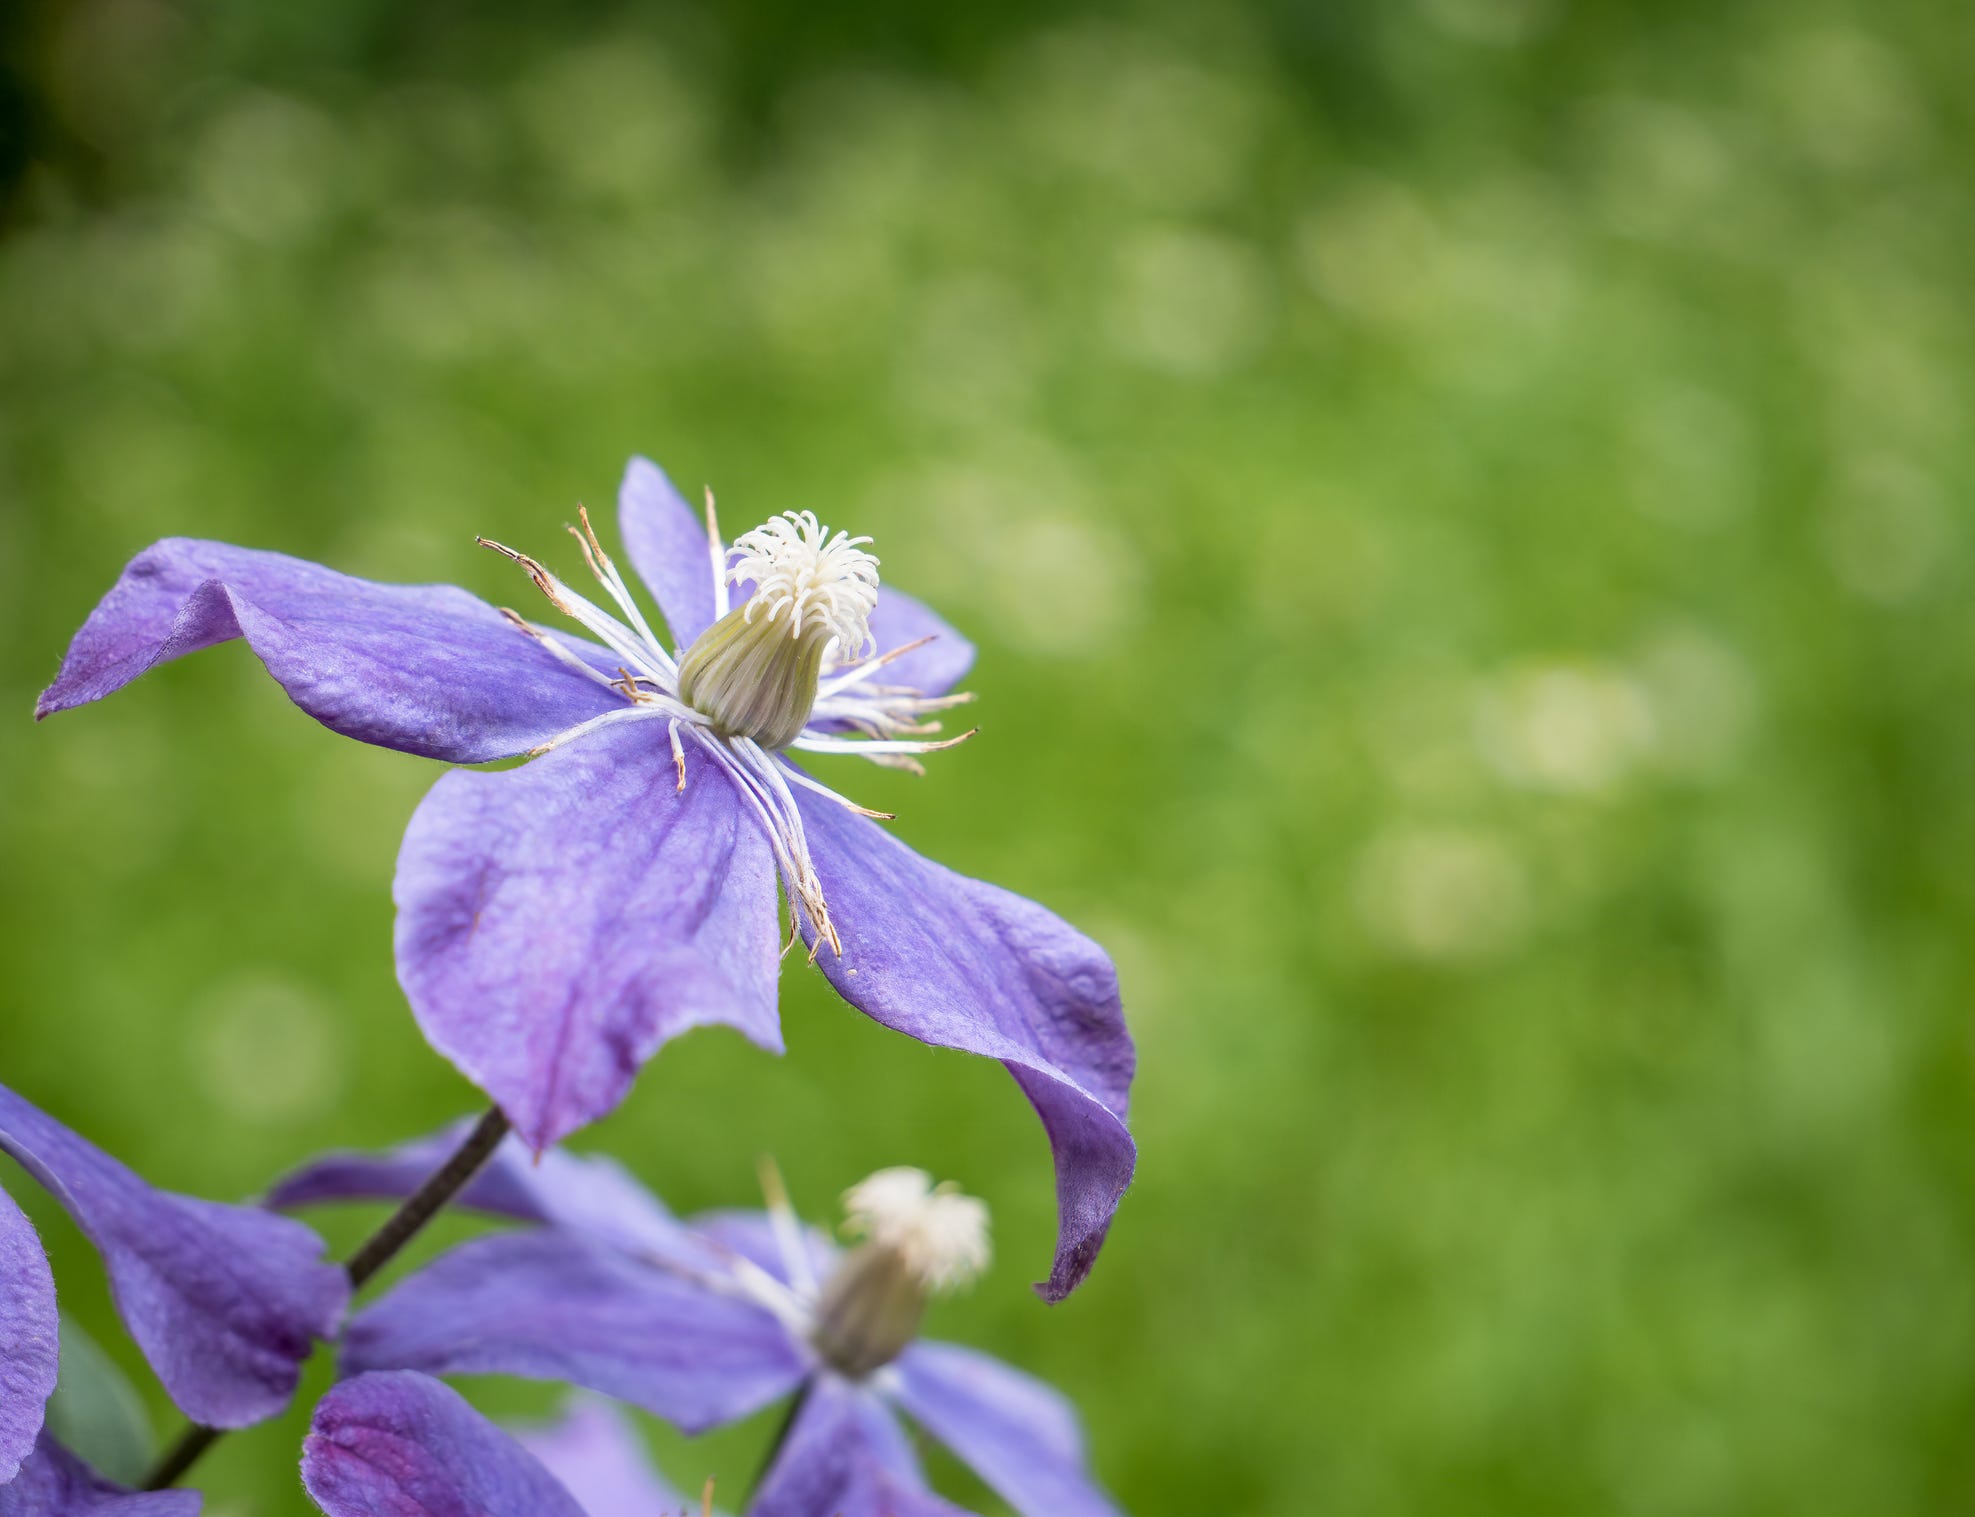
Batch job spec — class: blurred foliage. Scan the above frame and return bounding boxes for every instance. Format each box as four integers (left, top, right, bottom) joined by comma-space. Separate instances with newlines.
3, 0, 1975, 1512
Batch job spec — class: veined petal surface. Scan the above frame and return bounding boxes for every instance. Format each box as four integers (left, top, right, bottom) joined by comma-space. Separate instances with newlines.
303, 1371, 584, 1517
0, 1084, 348, 1429
749, 1378, 975, 1517
265, 1123, 698, 1261
0, 1186, 59, 1482
394, 727, 784, 1151
36, 539, 620, 763
895, 1342, 1122, 1517
795, 801, 1136, 1300
342, 1232, 807, 1435
0, 1437, 200, 1516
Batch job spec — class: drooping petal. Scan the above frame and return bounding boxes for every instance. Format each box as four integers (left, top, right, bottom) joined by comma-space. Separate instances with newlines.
0, 1435, 200, 1517
861, 586, 975, 699
618, 456, 719, 650
302, 1371, 584, 1517
794, 802, 1136, 1301
749, 1378, 975, 1517
0, 1084, 348, 1429
0, 1186, 59, 1483
512, 1398, 692, 1517
894, 1342, 1122, 1517
394, 725, 784, 1151
265, 1123, 698, 1261
342, 1232, 807, 1435
36, 539, 621, 763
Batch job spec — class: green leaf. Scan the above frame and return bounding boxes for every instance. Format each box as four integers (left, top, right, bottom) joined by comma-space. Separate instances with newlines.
44, 1317, 153, 1486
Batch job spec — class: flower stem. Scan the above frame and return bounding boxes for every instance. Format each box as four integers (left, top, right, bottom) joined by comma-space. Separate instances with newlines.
142, 1104, 512, 1491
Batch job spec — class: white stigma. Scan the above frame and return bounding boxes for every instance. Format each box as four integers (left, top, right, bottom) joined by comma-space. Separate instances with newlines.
728, 511, 880, 660
841, 1167, 991, 1293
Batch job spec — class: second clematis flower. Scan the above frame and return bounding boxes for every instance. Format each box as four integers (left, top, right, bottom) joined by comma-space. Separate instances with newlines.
37, 457, 1134, 1298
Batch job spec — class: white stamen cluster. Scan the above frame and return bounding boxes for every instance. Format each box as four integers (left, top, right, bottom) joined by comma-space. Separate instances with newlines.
729, 511, 880, 659
483, 492, 975, 956
841, 1167, 991, 1293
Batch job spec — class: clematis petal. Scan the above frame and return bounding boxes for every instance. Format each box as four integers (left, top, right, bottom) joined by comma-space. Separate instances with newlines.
0, 1435, 200, 1517
302, 1371, 584, 1517
618, 456, 720, 650
749, 1378, 975, 1517
0, 1084, 348, 1429
795, 801, 1136, 1301
894, 1342, 1122, 1517
394, 725, 784, 1152
36, 539, 621, 763
265, 1123, 698, 1261
342, 1232, 807, 1435
860, 586, 975, 699
0, 1186, 59, 1483
686, 1210, 838, 1290
513, 1397, 692, 1517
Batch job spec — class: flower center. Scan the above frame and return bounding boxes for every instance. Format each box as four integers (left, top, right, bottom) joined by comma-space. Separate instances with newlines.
678, 512, 881, 750
810, 1168, 989, 1378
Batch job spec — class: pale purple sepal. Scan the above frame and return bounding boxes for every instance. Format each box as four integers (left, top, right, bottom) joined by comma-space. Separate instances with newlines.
795, 801, 1136, 1301
513, 1398, 691, 1517
33, 539, 618, 763
749, 1379, 975, 1517
861, 586, 975, 701
265, 1123, 698, 1261
341, 1232, 807, 1434
0, 1436, 200, 1516
0, 1084, 348, 1429
0, 1186, 59, 1483
895, 1342, 1123, 1517
303, 1371, 584, 1517
393, 727, 785, 1151
618, 457, 719, 651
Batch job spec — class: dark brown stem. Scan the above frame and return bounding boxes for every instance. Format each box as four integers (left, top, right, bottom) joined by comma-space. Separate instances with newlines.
142, 1105, 512, 1491
744, 1381, 812, 1506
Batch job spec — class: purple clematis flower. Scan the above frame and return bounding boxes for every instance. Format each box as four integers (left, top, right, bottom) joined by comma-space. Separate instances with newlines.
303, 1372, 710, 1517
40, 457, 1134, 1300
0, 1434, 200, 1516
0, 1083, 348, 1434
280, 1135, 1123, 1517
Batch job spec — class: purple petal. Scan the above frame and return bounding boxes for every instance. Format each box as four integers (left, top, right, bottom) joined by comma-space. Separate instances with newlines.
618, 457, 719, 650
302, 1371, 584, 1517
894, 1343, 1121, 1517
795, 802, 1136, 1301
394, 725, 784, 1151
342, 1232, 807, 1434
0, 1186, 59, 1483
266, 1123, 698, 1261
862, 586, 975, 699
0, 1436, 200, 1517
512, 1398, 689, 1517
685, 1210, 839, 1289
750, 1378, 975, 1517
0, 1084, 348, 1429
36, 539, 621, 763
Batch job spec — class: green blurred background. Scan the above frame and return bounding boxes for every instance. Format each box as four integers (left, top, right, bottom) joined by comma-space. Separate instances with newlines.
4, 0, 1974, 1511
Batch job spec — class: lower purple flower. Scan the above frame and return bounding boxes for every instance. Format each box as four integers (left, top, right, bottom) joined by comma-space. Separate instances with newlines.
40, 456, 1135, 1299
0, 1083, 348, 1430
0, 1186, 59, 1483
299, 1139, 1123, 1517
303, 1372, 585, 1517
0, 1435, 199, 1516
